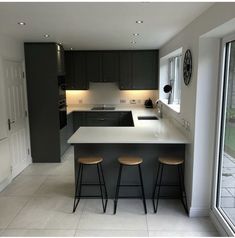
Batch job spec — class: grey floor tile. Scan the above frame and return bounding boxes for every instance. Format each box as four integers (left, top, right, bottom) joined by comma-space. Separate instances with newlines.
148, 230, 220, 237
75, 229, 149, 237
1, 229, 76, 237
146, 200, 216, 232
34, 175, 74, 197
0, 196, 29, 229
21, 163, 61, 176
8, 196, 85, 229
0, 176, 47, 197
77, 199, 148, 231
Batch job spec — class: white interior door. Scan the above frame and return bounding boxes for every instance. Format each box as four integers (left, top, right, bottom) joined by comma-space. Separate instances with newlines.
3, 60, 31, 178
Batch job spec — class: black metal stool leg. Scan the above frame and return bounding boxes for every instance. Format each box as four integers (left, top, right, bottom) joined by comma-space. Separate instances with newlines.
152, 162, 161, 213
99, 163, 108, 210
97, 163, 106, 213
73, 163, 82, 213
155, 163, 164, 213
114, 164, 123, 214
179, 164, 188, 214
138, 164, 147, 214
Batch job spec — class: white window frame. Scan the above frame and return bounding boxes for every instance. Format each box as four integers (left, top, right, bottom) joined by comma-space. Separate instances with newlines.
168, 54, 182, 105
211, 33, 235, 237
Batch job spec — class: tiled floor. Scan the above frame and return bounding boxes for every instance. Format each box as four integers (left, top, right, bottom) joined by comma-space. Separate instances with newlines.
221, 154, 235, 226
0, 147, 219, 237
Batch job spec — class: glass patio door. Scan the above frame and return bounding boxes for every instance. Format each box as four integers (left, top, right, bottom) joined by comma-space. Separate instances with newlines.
215, 39, 235, 234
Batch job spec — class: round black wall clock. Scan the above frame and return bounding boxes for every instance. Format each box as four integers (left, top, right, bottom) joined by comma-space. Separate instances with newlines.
183, 49, 192, 86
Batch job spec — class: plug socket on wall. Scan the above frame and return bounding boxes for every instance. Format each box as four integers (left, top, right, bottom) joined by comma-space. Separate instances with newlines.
130, 99, 136, 104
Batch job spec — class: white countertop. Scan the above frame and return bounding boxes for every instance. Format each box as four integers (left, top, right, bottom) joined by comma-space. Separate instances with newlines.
67, 104, 190, 144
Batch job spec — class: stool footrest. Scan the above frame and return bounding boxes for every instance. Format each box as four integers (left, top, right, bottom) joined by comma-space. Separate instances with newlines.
119, 184, 141, 187
116, 196, 144, 199
81, 183, 105, 186
75, 195, 108, 198
155, 184, 181, 187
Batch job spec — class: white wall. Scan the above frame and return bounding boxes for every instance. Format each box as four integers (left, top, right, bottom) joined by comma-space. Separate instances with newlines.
66, 82, 158, 106
0, 35, 24, 190
159, 3, 235, 216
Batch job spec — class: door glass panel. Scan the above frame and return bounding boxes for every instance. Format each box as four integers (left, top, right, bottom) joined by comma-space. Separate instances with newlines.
217, 40, 235, 229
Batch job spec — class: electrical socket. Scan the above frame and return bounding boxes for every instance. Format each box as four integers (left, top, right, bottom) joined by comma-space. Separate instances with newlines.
130, 99, 136, 104
120, 99, 126, 104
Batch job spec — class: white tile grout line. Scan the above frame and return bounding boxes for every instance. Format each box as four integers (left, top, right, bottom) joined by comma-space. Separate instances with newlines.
75, 199, 87, 231
4, 195, 33, 230
4, 175, 50, 229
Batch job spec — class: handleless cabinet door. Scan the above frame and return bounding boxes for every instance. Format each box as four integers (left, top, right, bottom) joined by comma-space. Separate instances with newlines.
65, 51, 88, 90
86, 51, 102, 82
119, 51, 132, 90
132, 51, 157, 90
102, 51, 119, 82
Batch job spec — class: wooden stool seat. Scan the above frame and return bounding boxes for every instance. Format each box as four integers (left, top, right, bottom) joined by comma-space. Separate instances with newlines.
118, 156, 143, 166
78, 156, 103, 165
159, 157, 184, 166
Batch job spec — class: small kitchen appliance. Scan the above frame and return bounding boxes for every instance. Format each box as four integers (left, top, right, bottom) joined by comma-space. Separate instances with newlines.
144, 98, 153, 108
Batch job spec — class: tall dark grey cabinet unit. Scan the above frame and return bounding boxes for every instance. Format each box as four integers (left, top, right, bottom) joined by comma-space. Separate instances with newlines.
24, 43, 64, 163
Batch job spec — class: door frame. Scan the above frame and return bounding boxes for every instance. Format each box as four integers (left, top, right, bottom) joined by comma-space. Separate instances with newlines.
3, 58, 32, 179
211, 33, 235, 236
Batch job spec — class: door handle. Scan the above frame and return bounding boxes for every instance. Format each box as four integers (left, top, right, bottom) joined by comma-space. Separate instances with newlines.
8, 119, 15, 131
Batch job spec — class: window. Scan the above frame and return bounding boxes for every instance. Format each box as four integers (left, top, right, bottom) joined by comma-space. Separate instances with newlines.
168, 55, 182, 105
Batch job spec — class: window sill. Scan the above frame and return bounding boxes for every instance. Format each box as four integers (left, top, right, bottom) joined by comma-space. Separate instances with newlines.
161, 99, 181, 114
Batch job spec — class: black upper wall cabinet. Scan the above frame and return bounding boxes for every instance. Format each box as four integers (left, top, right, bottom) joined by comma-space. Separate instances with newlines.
102, 51, 119, 82
119, 50, 159, 90
65, 50, 159, 90
65, 51, 88, 90
86, 51, 102, 83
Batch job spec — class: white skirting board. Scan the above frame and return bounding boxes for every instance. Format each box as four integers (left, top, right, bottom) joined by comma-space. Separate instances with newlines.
189, 207, 210, 217
0, 176, 11, 192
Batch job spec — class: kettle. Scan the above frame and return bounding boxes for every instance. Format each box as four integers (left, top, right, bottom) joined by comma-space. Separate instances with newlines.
144, 98, 153, 108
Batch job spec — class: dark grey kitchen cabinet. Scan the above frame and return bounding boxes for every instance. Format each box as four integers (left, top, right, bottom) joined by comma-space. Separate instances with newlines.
132, 51, 158, 89
86, 51, 102, 82
119, 112, 134, 126
65, 51, 88, 90
102, 51, 119, 82
73, 112, 86, 132
85, 112, 120, 126
24, 43, 64, 163
119, 50, 159, 90
72, 111, 133, 130
86, 51, 119, 83
119, 51, 132, 89
67, 112, 74, 139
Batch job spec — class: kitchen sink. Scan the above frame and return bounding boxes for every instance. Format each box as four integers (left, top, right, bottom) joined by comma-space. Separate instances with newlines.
138, 116, 158, 120
91, 106, 116, 111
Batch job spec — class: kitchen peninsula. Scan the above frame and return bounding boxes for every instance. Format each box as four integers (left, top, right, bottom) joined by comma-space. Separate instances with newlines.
68, 105, 190, 198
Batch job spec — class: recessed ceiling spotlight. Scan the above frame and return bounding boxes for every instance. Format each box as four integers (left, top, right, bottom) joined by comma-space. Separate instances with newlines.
44, 34, 50, 38
133, 33, 140, 36
136, 20, 143, 24
18, 22, 26, 26
131, 41, 136, 44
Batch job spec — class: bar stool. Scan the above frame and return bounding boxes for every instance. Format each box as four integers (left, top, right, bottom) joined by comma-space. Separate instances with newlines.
152, 156, 188, 214
73, 156, 108, 213
114, 156, 147, 214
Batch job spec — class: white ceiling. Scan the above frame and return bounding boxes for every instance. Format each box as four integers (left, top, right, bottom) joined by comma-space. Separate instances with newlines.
0, 2, 213, 50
